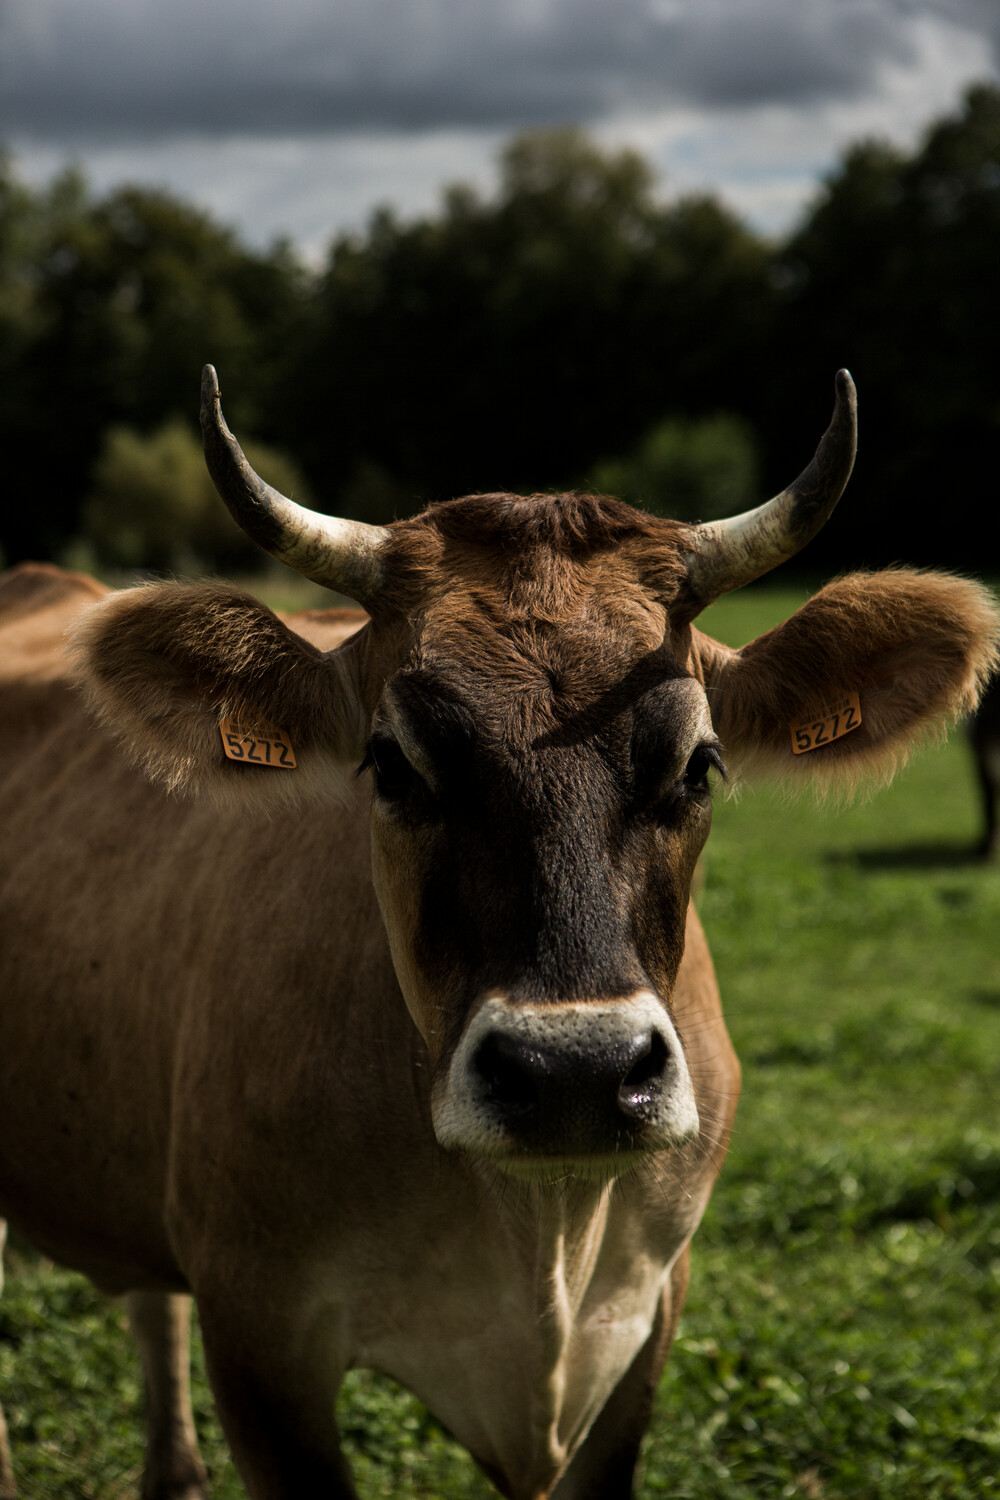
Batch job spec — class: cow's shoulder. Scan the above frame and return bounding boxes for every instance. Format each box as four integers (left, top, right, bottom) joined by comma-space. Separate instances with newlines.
0, 561, 107, 622
0, 563, 109, 684
281, 605, 369, 652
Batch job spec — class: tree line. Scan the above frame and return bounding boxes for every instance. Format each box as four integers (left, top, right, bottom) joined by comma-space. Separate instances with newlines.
1, 83, 997, 577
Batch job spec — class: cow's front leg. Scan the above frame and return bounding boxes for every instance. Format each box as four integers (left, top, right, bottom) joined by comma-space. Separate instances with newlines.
127, 1291, 208, 1500
550, 1247, 690, 1500
0, 1402, 13, 1500
194, 1286, 358, 1500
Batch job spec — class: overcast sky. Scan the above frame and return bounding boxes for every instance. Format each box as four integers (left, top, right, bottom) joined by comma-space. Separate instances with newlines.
2, 0, 998, 258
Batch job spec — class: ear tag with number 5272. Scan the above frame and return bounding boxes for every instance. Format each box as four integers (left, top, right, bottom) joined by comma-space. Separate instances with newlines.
219, 716, 298, 769
790, 691, 862, 755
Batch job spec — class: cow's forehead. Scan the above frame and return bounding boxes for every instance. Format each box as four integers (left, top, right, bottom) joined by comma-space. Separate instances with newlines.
378, 491, 691, 627
375, 593, 708, 764
367, 492, 701, 742
419, 533, 679, 660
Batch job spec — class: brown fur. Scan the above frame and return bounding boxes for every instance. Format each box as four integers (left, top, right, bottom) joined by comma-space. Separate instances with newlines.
697, 569, 1000, 794
378, 492, 691, 622
72, 582, 370, 814
0, 489, 997, 1500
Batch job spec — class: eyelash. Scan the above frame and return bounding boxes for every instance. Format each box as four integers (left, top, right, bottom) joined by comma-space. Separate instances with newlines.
358, 737, 418, 800
358, 738, 727, 811
682, 745, 727, 791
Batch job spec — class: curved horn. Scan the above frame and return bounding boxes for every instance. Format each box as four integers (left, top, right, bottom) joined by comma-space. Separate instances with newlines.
683, 369, 857, 610
200, 365, 390, 604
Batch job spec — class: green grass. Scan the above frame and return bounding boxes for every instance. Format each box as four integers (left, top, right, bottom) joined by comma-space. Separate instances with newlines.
3, 581, 999, 1498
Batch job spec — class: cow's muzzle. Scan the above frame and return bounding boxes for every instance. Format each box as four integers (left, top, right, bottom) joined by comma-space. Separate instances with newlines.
431, 992, 699, 1167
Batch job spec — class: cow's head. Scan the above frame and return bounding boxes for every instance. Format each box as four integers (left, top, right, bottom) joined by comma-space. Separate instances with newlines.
76, 368, 999, 1178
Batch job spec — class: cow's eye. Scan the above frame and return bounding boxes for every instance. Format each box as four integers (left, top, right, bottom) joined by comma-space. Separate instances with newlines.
362, 735, 421, 802
681, 745, 726, 794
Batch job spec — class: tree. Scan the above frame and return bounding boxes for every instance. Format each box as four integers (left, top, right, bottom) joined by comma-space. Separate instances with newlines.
767, 83, 1000, 569
288, 128, 773, 513
0, 169, 306, 564
6, 87, 997, 576
81, 420, 312, 575
590, 413, 760, 522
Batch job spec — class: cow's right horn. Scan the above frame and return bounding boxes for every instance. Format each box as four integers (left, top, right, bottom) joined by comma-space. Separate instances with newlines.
200, 365, 390, 605
681, 369, 857, 612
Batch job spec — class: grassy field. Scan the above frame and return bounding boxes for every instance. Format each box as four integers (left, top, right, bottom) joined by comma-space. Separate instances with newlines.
2, 581, 998, 1498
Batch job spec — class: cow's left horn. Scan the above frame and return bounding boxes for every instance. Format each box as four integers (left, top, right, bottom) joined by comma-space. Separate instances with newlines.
200, 365, 390, 604
682, 369, 857, 611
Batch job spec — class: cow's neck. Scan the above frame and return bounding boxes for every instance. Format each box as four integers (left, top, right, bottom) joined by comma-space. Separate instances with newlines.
523, 1179, 609, 1349
361, 1039, 676, 1494
482, 1172, 652, 1486
525, 1185, 610, 1461
354, 1130, 677, 1496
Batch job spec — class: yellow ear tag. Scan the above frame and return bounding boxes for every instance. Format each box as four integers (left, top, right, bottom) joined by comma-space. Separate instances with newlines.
790, 692, 862, 755
219, 716, 298, 769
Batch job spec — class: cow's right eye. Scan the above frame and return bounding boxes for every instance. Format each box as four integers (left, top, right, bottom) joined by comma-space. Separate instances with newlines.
365, 735, 420, 802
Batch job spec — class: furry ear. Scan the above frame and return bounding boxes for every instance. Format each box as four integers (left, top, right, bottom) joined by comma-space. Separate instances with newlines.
696, 570, 1000, 794
72, 582, 368, 812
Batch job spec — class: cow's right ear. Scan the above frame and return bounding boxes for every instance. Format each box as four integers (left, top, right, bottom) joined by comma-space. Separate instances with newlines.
72, 583, 368, 812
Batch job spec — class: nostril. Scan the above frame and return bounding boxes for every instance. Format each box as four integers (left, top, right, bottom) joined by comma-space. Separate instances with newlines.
473, 1032, 539, 1115
618, 1030, 669, 1112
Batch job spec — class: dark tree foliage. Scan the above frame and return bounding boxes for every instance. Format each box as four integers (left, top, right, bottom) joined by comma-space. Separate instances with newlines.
1, 87, 998, 573
766, 83, 1000, 570
287, 128, 773, 519
0, 168, 304, 563
282, 91, 1000, 570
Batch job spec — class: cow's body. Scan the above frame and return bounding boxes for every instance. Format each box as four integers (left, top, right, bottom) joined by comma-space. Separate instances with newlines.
0, 562, 737, 1500
0, 370, 997, 1500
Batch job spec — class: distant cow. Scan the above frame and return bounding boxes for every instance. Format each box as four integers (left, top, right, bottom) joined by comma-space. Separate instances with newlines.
969, 671, 1000, 857
0, 368, 996, 1500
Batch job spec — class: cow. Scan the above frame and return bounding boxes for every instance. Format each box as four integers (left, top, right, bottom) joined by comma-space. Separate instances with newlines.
0, 366, 996, 1500
968, 670, 1000, 857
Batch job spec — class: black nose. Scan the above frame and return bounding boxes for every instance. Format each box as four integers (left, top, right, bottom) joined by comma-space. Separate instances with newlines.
472, 1025, 671, 1151
617, 1029, 670, 1117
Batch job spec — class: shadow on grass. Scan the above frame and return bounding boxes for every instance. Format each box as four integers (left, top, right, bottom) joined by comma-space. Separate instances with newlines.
825, 841, 986, 870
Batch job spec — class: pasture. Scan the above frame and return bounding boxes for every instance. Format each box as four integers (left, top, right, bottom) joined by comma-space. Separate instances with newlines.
2, 580, 998, 1499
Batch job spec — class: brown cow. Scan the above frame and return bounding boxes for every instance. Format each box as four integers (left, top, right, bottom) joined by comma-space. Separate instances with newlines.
0, 368, 996, 1500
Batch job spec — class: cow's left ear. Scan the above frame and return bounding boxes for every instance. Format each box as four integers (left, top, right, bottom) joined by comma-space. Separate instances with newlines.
695, 571, 999, 791
72, 582, 368, 812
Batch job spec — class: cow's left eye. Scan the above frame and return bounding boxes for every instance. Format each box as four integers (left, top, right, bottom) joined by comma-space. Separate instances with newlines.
681, 745, 726, 793
362, 735, 421, 802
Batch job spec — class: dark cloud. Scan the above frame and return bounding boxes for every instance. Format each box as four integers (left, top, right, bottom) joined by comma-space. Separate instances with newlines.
1, 0, 997, 142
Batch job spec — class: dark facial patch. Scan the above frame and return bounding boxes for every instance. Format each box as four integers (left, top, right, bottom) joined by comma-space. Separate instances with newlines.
371, 645, 716, 1020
